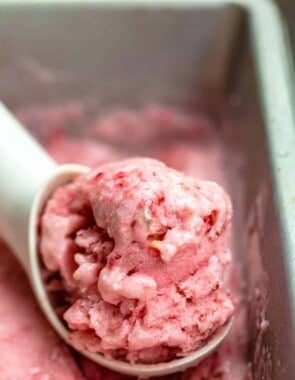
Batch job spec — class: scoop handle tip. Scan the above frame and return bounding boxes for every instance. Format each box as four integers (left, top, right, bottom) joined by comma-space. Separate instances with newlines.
0, 102, 56, 272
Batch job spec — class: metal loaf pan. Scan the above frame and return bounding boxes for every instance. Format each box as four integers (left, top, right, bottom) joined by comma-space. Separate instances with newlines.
0, 1, 294, 378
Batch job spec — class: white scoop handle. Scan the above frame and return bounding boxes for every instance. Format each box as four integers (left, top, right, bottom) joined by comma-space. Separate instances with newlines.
0, 102, 56, 272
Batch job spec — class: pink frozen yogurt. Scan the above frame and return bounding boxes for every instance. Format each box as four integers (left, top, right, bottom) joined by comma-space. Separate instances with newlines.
40, 157, 235, 364
0, 242, 84, 380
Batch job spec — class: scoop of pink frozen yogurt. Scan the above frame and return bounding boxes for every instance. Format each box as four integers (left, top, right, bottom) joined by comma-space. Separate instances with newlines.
40, 157, 235, 364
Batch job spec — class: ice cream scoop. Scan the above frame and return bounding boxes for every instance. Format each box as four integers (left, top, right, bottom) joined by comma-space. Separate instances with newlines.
0, 102, 233, 378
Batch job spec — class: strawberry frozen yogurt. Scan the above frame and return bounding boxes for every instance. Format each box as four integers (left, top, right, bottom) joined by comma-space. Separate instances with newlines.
40, 157, 235, 364
0, 103, 249, 379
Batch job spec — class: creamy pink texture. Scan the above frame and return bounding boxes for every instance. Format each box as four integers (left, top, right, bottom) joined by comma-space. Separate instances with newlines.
91, 105, 212, 147
0, 104, 249, 379
40, 157, 234, 364
0, 242, 83, 380
46, 136, 123, 168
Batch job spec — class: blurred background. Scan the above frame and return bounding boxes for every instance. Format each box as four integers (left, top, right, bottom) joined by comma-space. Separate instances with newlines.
277, 1, 295, 58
